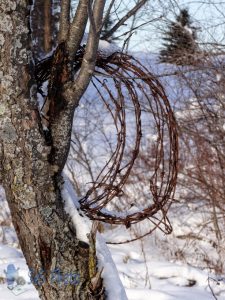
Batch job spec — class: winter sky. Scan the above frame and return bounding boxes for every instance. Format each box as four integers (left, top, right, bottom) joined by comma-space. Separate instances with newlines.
122, 0, 225, 53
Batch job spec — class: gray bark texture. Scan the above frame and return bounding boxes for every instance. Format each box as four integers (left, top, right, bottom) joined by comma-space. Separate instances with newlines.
0, 0, 105, 299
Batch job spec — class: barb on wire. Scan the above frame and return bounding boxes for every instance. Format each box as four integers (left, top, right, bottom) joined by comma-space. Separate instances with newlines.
35, 44, 179, 239
79, 52, 178, 230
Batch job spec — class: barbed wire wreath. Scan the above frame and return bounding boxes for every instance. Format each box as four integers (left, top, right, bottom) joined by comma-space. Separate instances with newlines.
36, 45, 178, 240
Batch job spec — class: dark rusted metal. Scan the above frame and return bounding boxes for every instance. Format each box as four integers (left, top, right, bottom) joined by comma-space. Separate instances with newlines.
36, 47, 179, 238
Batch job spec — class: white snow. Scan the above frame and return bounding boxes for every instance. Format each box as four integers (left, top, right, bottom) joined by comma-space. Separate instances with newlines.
80, 32, 120, 57
98, 40, 120, 57
2, 183, 225, 300
184, 25, 193, 35
96, 233, 128, 300
61, 173, 91, 244
216, 73, 222, 82
62, 173, 128, 299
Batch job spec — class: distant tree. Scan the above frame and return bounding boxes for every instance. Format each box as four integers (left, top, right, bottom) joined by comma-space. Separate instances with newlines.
160, 8, 199, 65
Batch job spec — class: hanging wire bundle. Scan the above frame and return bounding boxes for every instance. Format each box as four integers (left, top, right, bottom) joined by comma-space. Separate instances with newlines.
81, 52, 178, 231
36, 45, 179, 238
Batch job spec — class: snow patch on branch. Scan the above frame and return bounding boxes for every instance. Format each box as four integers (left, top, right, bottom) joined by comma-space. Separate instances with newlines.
98, 40, 120, 57
81, 33, 120, 57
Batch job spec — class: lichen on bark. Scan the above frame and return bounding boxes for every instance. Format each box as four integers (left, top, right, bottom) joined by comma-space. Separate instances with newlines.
0, 1, 105, 299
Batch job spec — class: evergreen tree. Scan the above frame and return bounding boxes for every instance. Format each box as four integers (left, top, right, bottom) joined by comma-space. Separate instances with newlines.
101, 15, 115, 42
160, 9, 199, 65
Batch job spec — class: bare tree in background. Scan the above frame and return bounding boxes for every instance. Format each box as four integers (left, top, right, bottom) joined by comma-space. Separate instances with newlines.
169, 54, 225, 273
178, 58, 225, 225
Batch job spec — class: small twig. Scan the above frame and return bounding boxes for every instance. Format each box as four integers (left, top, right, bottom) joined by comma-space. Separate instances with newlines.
101, 0, 148, 40
101, 0, 116, 30
113, 17, 163, 41
207, 277, 218, 300
87, 0, 97, 35
58, 0, 71, 42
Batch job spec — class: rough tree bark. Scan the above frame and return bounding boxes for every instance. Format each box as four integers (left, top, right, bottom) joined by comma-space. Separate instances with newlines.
0, 0, 105, 299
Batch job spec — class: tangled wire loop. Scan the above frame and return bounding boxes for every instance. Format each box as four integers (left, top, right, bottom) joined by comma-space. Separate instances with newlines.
78, 52, 178, 231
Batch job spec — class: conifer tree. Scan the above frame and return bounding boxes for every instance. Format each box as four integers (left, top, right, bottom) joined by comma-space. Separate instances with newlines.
160, 9, 199, 65
101, 15, 115, 42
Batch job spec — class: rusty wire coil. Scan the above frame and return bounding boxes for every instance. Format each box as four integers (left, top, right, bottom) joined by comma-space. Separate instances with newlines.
36, 46, 178, 237
77, 52, 179, 231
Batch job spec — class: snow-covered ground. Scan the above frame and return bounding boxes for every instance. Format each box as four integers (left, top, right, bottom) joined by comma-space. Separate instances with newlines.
0, 186, 225, 300
0, 230, 225, 300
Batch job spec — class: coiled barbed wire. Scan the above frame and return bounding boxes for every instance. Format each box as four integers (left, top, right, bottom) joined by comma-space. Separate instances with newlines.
36, 46, 178, 237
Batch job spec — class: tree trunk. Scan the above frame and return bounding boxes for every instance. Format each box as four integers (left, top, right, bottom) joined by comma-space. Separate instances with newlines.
0, 1, 104, 299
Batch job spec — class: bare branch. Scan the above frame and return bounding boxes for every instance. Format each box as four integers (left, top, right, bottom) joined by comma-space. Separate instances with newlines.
101, 0, 148, 40
44, 0, 52, 52
87, 0, 97, 35
101, 0, 116, 29
113, 17, 162, 41
58, 0, 71, 42
49, 0, 106, 170
70, 0, 106, 100
207, 277, 218, 300
67, 0, 90, 58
